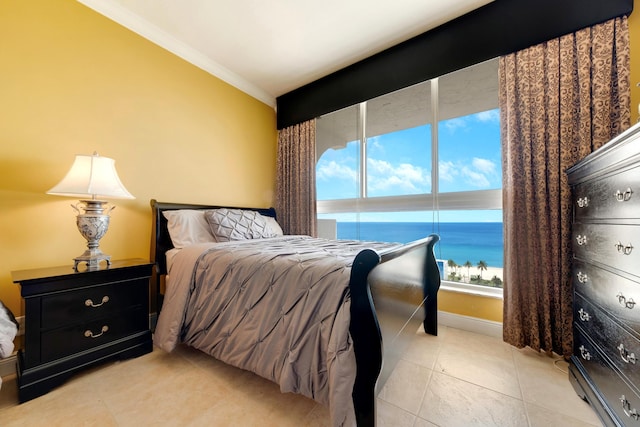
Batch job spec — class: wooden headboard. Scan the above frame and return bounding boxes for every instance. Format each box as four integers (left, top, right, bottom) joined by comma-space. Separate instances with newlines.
149, 199, 277, 311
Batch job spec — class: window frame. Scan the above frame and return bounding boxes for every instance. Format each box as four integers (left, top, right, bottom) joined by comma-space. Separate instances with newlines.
316, 68, 503, 296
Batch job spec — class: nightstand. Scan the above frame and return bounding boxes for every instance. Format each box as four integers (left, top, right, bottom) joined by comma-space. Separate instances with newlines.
12, 258, 153, 403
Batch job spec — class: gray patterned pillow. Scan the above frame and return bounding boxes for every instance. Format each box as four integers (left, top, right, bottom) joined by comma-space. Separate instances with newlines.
204, 208, 276, 242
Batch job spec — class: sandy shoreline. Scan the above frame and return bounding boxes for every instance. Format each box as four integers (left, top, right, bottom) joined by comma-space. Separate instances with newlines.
443, 264, 503, 282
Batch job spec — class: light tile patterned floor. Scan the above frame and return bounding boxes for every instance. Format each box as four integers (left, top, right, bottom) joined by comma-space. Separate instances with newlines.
0, 326, 603, 426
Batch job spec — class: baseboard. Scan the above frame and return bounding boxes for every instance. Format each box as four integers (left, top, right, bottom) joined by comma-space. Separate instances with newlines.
438, 310, 503, 338
0, 354, 16, 378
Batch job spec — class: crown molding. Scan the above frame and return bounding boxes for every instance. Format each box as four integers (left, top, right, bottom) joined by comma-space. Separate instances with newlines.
76, 0, 276, 108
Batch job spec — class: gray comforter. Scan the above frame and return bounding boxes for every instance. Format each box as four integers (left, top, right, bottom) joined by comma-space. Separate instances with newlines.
154, 236, 398, 426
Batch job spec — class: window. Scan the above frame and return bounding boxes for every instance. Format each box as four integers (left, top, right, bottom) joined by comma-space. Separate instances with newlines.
316, 59, 502, 291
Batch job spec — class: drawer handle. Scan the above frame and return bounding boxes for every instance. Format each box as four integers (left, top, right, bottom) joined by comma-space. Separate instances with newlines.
578, 308, 591, 322
615, 242, 634, 255
85, 296, 110, 307
577, 197, 589, 208
617, 293, 637, 309
618, 343, 637, 364
579, 345, 592, 361
576, 271, 588, 284
620, 395, 640, 420
615, 188, 633, 202
84, 325, 109, 339
576, 235, 588, 246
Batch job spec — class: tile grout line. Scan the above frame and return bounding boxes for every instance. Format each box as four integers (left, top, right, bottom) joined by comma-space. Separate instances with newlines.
510, 345, 533, 427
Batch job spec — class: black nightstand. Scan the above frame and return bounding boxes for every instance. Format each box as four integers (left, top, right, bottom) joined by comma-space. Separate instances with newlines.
12, 258, 153, 403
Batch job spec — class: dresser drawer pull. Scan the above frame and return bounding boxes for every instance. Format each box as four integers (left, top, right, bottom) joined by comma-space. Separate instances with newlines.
576, 271, 588, 284
576, 235, 588, 246
85, 296, 110, 307
618, 343, 637, 364
620, 395, 640, 420
615, 242, 634, 255
579, 345, 592, 361
576, 197, 589, 208
617, 293, 637, 309
84, 325, 109, 339
615, 188, 633, 202
577, 308, 591, 322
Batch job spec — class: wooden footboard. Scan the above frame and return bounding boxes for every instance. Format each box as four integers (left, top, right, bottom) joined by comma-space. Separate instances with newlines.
349, 234, 440, 427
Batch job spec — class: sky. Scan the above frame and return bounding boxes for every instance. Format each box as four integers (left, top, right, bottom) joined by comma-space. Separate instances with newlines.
316, 109, 502, 223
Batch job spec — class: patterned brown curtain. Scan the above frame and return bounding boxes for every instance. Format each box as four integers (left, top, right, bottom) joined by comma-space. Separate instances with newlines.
500, 16, 630, 357
275, 119, 317, 237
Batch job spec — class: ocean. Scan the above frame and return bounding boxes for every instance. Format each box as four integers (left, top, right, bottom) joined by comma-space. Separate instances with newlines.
337, 222, 504, 268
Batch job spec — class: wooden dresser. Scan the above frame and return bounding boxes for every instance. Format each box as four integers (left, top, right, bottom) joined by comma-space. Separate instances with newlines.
567, 122, 640, 426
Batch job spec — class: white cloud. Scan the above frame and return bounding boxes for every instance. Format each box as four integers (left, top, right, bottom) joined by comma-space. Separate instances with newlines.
476, 109, 500, 123
368, 136, 384, 154
439, 157, 498, 189
316, 160, 357, 182
472, 157, 497, 175
438, 160, 459, 183
443, 117, 468, 132
367, 158, 430, 194
460, 166, 491, 187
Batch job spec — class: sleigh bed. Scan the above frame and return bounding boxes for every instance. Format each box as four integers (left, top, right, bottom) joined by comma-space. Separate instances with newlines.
150, 200, 441, 426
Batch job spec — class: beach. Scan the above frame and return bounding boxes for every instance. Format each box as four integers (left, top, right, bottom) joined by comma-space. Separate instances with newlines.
443, 264, 504, 282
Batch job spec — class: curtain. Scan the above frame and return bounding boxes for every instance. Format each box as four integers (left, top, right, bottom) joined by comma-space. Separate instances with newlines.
275, 119, 317, 237
500, 16, 630, 357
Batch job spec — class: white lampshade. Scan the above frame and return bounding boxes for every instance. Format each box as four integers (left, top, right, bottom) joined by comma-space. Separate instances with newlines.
47, 153, 134, 200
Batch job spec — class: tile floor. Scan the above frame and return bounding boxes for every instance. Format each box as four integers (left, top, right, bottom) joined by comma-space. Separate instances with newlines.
0, 326, 603, 426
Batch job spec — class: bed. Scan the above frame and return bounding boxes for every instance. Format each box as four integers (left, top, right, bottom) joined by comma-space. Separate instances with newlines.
150, 200, 441, 426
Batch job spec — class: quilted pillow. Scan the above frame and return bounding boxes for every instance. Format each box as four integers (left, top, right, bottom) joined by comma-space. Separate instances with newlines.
163, 210, 216, 248
204, 208, 277, 242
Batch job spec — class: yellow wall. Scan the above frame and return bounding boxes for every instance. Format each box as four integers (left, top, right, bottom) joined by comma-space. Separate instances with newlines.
0, 0, 276, 315
439, 291, 503, 323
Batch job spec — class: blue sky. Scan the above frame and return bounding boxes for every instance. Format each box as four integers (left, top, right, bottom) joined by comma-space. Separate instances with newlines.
317, 109, 502, 222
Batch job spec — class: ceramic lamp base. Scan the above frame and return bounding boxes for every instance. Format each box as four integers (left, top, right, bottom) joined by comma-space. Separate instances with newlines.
73, 200, 113, 271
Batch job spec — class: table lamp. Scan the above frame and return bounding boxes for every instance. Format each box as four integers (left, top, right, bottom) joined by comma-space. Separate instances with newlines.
47, 152, 134, 271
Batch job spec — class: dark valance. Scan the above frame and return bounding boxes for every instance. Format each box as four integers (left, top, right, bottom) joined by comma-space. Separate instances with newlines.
276, 0, 633, 129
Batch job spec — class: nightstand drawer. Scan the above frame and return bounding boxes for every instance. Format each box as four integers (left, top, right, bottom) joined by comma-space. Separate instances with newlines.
41, 279, 147, 329
40, 307, 148, 363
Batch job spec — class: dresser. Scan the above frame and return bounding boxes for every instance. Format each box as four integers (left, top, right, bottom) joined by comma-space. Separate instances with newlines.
12, 259, 153, 403
567, 122, 640, 426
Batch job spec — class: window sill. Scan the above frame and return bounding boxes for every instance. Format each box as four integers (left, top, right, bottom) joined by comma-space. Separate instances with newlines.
440, 281, 504, 299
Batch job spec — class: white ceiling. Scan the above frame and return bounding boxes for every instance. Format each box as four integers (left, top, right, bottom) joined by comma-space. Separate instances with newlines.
78, 0, 493, 107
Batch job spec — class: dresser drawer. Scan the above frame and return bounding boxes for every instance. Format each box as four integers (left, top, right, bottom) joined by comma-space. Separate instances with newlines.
573, 165, 640, 220
41, 278, 148, 329
40, 307, 148, 363
573, 260, 640, 331
573, 223, 640, 277
574, 326, 640, 425
575, 293, 640, 391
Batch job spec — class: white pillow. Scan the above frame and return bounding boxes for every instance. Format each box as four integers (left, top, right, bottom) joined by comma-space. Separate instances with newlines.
163, 210, 216, 248
262, 215, 284, 236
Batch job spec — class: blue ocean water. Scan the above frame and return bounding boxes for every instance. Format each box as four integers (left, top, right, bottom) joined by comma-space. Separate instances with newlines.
337, 222, 504, 268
